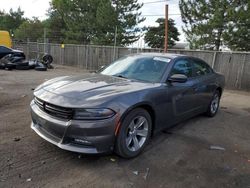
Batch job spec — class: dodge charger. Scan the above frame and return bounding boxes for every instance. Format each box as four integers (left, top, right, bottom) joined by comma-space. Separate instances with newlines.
30, 53, 225, 158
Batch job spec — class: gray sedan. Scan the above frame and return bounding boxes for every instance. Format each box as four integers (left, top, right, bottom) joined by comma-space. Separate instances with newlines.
30, 53, 225, 158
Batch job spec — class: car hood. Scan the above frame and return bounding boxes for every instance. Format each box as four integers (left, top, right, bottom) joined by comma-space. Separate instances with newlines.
34, 73, 159, 107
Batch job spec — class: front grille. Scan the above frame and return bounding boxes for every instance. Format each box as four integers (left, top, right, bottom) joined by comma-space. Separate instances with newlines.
34, 97, 43, 109
34, 97, 73, 119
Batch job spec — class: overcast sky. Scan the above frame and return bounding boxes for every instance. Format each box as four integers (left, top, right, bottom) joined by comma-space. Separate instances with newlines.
1, 0, 185, 44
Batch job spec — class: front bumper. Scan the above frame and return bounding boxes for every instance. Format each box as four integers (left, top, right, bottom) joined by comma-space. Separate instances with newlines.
30, 100, 117, 154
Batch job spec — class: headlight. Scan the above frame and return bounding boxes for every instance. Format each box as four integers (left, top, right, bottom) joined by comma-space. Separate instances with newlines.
73, 108, 115, 120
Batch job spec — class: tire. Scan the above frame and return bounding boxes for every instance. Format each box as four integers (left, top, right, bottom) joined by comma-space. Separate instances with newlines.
35, 66, 47, 71
115, 108, 152, 158
0, 64, 5, 69
16, 64, 30, 70
16, 61, 29, 66
5, 63, 16, 70
42, 54, 53, 65
206, 90, 221, 117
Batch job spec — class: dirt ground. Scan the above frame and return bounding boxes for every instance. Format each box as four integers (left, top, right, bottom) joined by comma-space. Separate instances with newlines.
0, 65, 250, 188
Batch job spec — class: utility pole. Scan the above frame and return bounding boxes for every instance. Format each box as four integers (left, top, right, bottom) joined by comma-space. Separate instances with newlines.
164, 4, 168, 53
113, 26, 118, 61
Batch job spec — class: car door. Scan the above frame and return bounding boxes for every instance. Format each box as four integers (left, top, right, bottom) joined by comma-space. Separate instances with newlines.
168, 58, 203, 120
191, 58, 215, 109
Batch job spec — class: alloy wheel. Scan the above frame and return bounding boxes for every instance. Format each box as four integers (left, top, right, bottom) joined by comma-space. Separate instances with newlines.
125, 116, 149, 152
211, 94, 219, 114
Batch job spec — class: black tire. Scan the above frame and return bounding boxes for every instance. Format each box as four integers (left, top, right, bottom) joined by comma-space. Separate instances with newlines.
16, 61, 29, 66
42, 54, 53, 65
5, 63, 16, 70
0, 64, 5, 69
115, 108, 152, 158
35, 66, 47, 71
206, 90, 221, 117
16, 65, 30, 70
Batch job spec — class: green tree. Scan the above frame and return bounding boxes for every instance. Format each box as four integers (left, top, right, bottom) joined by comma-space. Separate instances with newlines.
144, 18, 180, 49
179, 0, 231, 50
14, 18, 44, 42
46, 3, 67, 43
0, 7, 25, 34
112, 0, 145, 46
47, 0, 144, 46
223, 0, 250, 51
48, 0, 102, 44
92, 0, 118, 45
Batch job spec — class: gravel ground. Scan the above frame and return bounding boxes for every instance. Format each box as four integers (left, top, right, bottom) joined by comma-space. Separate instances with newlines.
0, 65, 250, 188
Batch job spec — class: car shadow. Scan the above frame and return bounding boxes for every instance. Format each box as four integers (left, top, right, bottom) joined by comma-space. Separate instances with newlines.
55, 112, 222, 164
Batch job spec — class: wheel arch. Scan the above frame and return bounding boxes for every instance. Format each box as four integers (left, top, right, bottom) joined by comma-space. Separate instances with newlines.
119, 102, 156, 137
216, 87, 222, 97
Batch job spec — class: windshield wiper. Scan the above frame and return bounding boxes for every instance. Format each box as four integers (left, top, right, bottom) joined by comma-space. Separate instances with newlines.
113, 74, 128, 79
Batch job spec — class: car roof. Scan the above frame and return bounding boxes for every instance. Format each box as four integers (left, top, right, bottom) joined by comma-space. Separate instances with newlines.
0, 45, 11, 49
127, 52, 187, 59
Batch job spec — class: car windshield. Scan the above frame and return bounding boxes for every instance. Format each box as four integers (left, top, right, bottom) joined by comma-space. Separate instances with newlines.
101, 56, 171, 83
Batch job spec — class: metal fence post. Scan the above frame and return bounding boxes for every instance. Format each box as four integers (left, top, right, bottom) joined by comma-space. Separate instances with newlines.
26, 38, 30, 59
212, 51, 217, 69
36, 40, 39, 59
61, 45, 65, 65
47, 38, 50, 54
77, 45, 80, 68
85, 45, 88, 69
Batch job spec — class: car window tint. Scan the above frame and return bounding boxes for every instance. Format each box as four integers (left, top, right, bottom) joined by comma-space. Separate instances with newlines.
171, 59, 192, 78
193, 59, 211, 77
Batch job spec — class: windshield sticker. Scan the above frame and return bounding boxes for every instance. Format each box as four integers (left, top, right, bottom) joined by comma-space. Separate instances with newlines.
153, 57, 171, 63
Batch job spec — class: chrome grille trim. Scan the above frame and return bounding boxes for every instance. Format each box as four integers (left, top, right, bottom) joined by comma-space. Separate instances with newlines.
34, 97, 73, 119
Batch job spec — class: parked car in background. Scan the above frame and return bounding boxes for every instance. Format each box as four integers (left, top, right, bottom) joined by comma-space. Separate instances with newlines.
30, 53, 225, 158
0, 30, 12, 48
0, 46, 25, 59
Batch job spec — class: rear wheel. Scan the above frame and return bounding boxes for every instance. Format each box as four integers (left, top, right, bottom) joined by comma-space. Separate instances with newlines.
206, 90, 221, 117
115, 108, 152, 158
35, 66, 47, 71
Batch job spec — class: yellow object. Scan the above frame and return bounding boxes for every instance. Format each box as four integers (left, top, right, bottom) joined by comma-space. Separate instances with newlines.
0, 31, 12, 48
61, 43, 65, 48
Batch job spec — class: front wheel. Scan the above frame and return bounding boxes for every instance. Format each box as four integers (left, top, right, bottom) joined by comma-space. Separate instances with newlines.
206, 90, 221, 117
115, 108, 152, 158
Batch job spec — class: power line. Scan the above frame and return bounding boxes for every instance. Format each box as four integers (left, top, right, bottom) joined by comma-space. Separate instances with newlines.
140, 14, 181, 16
143, 0, 169, 4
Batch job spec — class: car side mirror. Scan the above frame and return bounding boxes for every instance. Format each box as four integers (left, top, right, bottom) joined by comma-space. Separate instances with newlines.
168, 74, 188, 83
94, 65, 106, 73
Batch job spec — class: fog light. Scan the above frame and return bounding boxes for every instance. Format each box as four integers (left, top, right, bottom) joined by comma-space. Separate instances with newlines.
74, 138, 91, 145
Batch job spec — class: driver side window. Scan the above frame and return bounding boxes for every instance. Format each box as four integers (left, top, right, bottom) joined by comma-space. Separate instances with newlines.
171, 59, 192, 78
